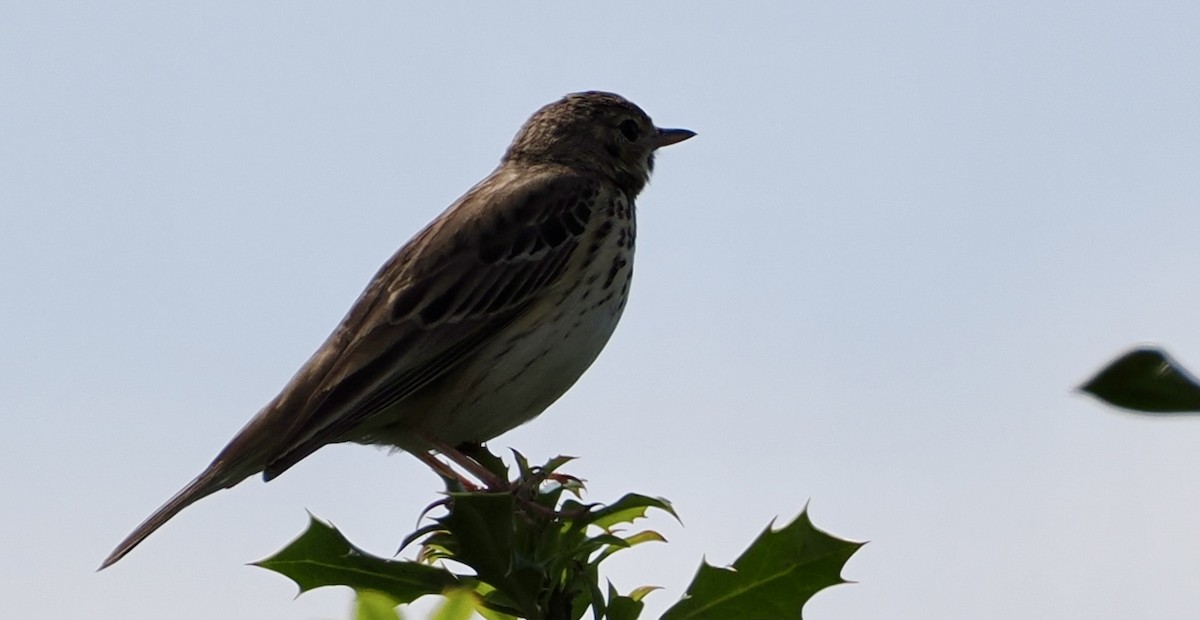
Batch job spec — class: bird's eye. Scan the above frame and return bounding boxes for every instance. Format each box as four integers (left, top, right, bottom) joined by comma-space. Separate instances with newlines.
618, 119, 640, 143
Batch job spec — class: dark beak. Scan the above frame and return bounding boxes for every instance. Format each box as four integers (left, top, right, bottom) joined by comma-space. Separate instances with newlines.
652, 127, 697, 149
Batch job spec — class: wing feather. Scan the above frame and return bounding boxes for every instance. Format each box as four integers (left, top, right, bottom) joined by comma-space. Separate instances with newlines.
256, 166, 598, 479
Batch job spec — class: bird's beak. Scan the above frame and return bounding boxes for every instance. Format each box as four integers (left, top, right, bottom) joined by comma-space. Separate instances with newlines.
652, 127, 697, 149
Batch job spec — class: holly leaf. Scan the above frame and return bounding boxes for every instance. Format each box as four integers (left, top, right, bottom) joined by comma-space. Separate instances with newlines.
354, 590, 403, 620
659, 510, 861, 620
439, 493, 517, 581
605, 581, 645, 620
439, 492, 541, 617
588, 494, 678, 531
1081, 347, 1200, 413
429, 589, 483, 620
253, 515, 460, 601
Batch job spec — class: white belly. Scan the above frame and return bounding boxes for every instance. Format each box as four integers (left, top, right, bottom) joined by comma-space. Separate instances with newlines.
409, 249, 634, 445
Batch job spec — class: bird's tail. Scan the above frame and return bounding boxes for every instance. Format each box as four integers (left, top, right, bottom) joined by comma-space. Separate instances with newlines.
98, 464, 248, 570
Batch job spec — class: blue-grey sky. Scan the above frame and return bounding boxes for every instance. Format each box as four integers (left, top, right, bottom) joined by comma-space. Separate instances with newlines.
4, 2, 1200, 618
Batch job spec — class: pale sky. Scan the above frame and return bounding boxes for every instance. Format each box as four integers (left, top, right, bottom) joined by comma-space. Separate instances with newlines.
4, 2, 1200, 619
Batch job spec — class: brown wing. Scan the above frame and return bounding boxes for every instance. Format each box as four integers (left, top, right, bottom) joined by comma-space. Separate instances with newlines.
254, 166, 601, 479
98, 165, 600, 571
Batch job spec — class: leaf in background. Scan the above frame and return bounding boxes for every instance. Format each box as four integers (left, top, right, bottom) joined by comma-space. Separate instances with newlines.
355, 590, 403, 620
1081, 346, 1200, 413
430, 589, 483, 620
476, 608, 520, 620
659, 510, 862, 620
253, 515, 460, 602
472, 583, 521, 620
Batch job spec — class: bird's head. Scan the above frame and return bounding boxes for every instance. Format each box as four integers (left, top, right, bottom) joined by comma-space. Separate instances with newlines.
504, 91, 694, 196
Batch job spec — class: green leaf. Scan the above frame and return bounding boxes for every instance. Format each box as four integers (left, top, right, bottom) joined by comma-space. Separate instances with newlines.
588, 494, 678, 531
594, 531, 667, 564
606, 595, 644, 620
569, 533, 630, 563
461, 444, 511, 482
603, 581, 645, 620
1081, 347, 1200, 413
441, 493, 517, 583
440, 492, 543, 617
476, 607, 520, 620
542, 454, 578, 474
253, 515, 460, 602
355, 590, 403, 620
472, 583, 522, 620
430, 589, 482, 620
621, 531, 667, 547
659, 510, 862, 620
512, 450, 533, 479
627, 586, 659, 602
398, 522, 445, 555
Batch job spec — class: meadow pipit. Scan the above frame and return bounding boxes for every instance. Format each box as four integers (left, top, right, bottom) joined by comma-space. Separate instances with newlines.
101, 91, 693, 568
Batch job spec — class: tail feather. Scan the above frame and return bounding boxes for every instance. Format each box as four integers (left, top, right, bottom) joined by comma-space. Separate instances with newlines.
98, 465, 247, 570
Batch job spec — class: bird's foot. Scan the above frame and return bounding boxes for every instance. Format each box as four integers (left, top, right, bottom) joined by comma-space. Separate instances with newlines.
414, 437, 511, 491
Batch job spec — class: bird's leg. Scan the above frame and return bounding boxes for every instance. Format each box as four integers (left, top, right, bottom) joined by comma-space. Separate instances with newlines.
415, 438, 593, 524
411, 433, 510, 490
427, 438, 511, 490
411, 449, 481, 491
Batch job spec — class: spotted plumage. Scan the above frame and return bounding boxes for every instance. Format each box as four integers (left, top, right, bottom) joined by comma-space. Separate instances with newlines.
101, 91, 693, 569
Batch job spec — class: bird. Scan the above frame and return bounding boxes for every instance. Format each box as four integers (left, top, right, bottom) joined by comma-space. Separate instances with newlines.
100, 91, 694, 569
